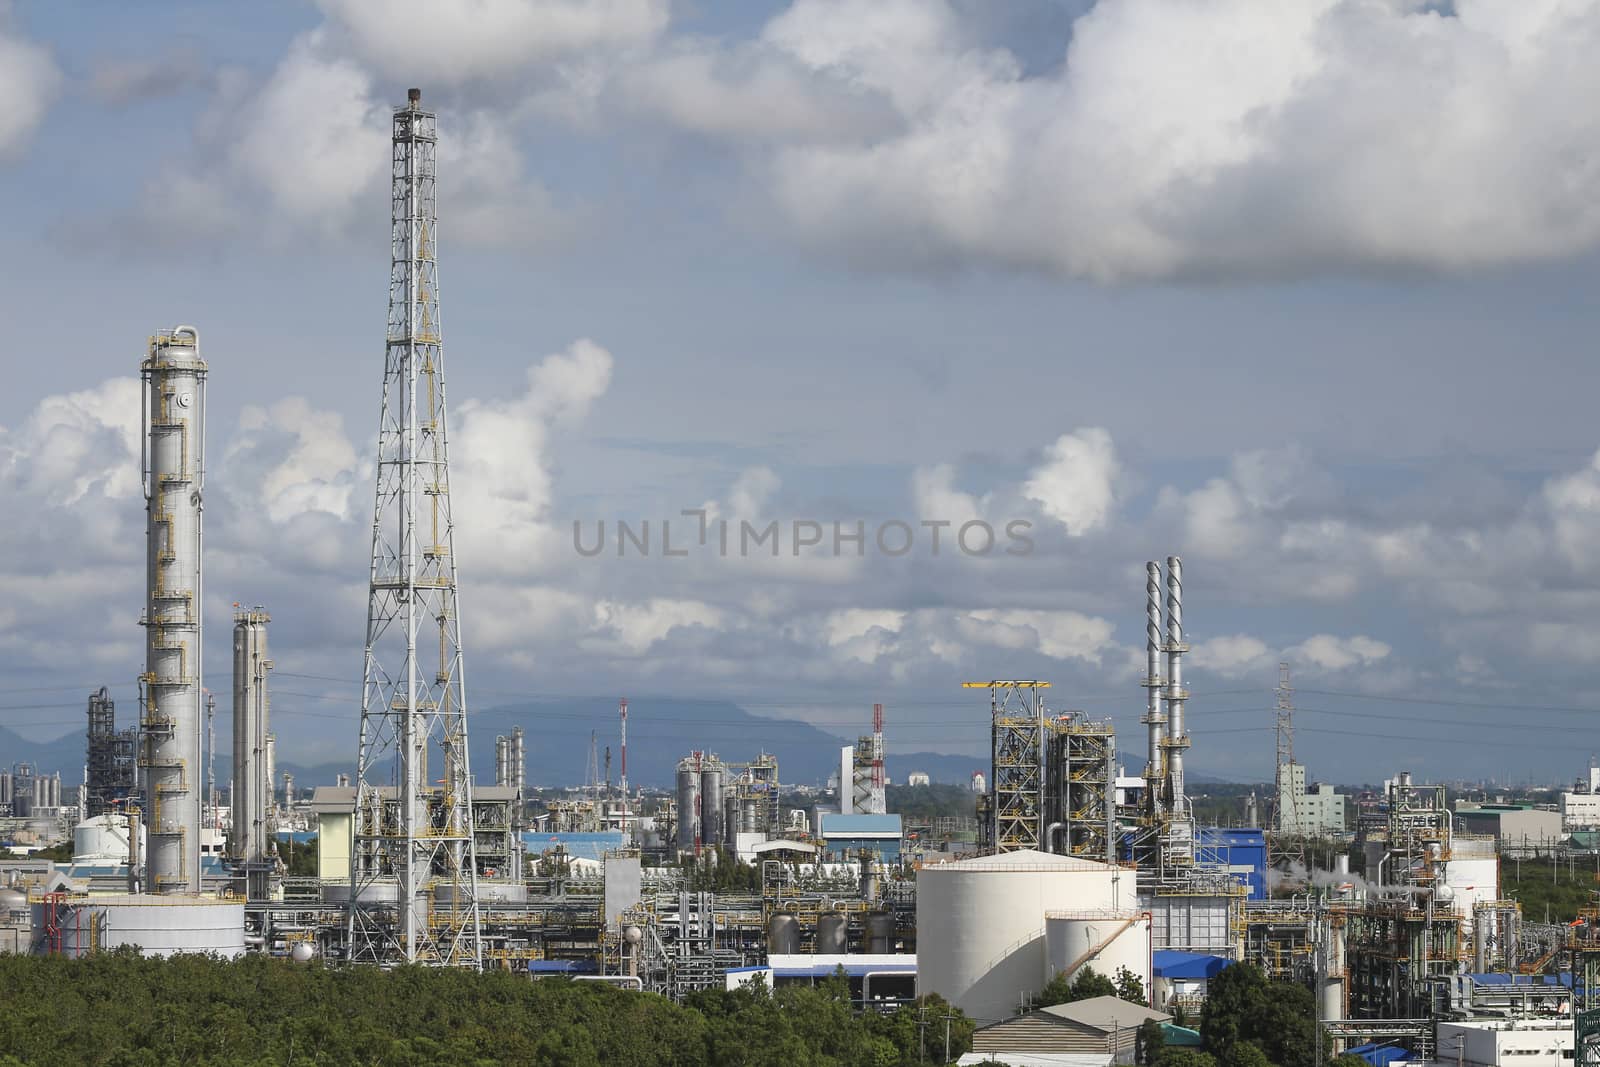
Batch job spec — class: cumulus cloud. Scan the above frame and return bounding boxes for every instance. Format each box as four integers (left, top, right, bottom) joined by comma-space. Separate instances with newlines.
1022, 427, 1119, 535
1286, 633, 1392, 672
589, 597, 724, 654
453, 339, 614, 575
314, 0, 668, 84
960, 609, 1118, 665
748, 0, 1600, 279
225, 397, 361, 523
0, 15, 59, 158
1193, 634, 1274, 679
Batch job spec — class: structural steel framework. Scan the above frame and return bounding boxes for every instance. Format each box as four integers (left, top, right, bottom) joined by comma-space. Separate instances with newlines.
348, 88, 482, 968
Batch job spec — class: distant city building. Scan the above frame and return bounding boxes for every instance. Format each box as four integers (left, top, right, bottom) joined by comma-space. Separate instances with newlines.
1560, 760, 1600, 831
907, 772, 930, 787
1454, 802, 1563, 848
1274, 762, 1346, 836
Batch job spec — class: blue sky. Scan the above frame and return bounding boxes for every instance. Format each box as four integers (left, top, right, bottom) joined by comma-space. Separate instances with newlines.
4, 0, 1600, 785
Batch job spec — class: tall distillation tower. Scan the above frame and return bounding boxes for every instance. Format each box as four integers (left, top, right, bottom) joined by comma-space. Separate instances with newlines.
347, 89, 482, 967
140, 325, 207, 895
231, 607, 275, 898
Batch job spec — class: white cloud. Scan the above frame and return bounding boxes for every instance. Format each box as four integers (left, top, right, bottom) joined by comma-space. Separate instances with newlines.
453, 339, 614, 575
1287, 633, 1391, 672
0, 378, 142, 505
226, 397, 361, 523
961, 609, 1117, 664
590, 597, 724, 653
749, 0, 1600, 279
1022, 427, 1119, 535
1194, 634, 1274, 679
0, 16, 59, 158
315, 0, 668, 84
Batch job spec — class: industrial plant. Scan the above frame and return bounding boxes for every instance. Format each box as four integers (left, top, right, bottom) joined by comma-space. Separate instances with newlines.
1, 85, 1594, 1067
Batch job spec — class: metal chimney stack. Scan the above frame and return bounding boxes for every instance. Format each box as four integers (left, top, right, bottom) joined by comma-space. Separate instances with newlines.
1142, 561, 1165, 817
1163, 555, 1192, 834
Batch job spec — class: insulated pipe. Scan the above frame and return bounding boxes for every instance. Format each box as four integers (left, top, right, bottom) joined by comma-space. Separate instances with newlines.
1165, 555, 1186, 819
1045, 821, 1066, 855
1144, 562, 1165, 816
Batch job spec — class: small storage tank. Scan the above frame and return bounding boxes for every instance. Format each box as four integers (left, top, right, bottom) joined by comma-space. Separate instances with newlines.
290, 941, 317, 963
1044, 910, 1151, 996
816, 911, 848, 954
701, 767, 724, 847
31, 895, 246, 958
741, 798, 759, 834
676, 766, 701, 852
768, 911, 800, 954
0, 888, 27, 923
865, 911, 895, 954
73, 814, 138, 863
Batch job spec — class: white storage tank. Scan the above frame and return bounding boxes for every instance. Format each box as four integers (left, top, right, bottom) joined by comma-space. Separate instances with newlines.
1044, 910, 1150, 997
73, 814, 142, 863
32, 895, 246, 958
917, 849, 1137, 1025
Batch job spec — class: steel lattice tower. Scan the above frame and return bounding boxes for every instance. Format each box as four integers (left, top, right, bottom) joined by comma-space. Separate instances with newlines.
348, 88, 482, 968
1269, 662, 1306, 871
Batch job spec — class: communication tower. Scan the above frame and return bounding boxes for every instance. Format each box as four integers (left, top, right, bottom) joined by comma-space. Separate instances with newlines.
348, 88, 482, 967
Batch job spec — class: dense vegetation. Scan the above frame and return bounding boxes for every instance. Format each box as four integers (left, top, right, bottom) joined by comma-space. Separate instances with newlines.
885, 784, 978, 822
1502, 854, 1600, 924
0, 950, 971, 1067
1035, 964, 1144, 1009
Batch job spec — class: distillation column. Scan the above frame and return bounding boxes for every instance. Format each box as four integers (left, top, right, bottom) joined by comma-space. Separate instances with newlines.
231, 608, 274, 893
140, 325, 207, 895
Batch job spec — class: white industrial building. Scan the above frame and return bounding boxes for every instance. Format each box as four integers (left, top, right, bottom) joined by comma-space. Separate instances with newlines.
1435, 1018, 1573, 1067
1274, 763, 1346, 836
917, 850, 1147, 1026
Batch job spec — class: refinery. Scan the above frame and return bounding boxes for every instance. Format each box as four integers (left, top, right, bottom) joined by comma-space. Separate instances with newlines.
4, 14, 1600, 1067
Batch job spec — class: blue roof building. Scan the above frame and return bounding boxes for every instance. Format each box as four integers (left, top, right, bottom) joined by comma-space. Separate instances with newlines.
818, 814, 902, 861
1198, 827, 1267, 900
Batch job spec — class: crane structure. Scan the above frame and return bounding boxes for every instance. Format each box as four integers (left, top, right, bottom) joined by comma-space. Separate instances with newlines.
348, 88, 482, 968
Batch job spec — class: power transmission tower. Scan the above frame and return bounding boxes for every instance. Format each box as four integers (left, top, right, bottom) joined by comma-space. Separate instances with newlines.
348, 88, 482, 968
1268, 662, 1306, 874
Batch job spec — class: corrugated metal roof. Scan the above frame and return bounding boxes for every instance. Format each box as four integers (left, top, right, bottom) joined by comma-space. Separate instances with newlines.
1038, 996, 1169, 1031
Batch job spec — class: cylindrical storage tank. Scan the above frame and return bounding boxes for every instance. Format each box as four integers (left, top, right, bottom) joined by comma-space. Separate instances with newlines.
916, 851, 1135, 1024
768, 911, 800, 955
676, 766, 701, 852
865, 911, 895, 954
816, 911, 848, 954
11, 793, 30, 818
1044, 911, 1152, 1000
742, 798, 759, 835
0, 888, 26, 924
34, 895, 246, 958
724, 796, 739, 845
73, 815, 133, 863
701, 767, 724, 847
1320, 978, 1343, 1023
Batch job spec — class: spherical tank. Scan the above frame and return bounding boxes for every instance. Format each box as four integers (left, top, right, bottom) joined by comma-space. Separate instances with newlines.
1044, 912, 1151, 996
290, 942, 317, 963
768, 911, 800, 954
816, 912, 848, 954
916, 850, 1133, 1025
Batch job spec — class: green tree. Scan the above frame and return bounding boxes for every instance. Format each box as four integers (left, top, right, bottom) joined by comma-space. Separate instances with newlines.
1037, 965, 1119, 1009
1137, 1018, 1167, 1066
1116, 965, 1147, 1005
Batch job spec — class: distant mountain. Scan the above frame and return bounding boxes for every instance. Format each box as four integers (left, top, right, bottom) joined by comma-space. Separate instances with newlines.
0, 700, 984, 791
